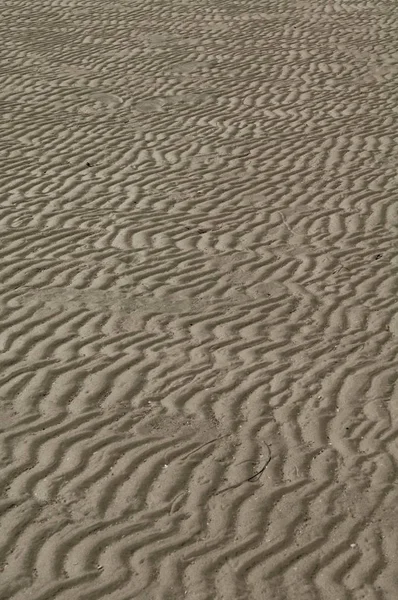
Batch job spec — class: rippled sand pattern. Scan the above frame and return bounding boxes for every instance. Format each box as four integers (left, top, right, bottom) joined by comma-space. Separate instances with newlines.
1, 0, 398, 598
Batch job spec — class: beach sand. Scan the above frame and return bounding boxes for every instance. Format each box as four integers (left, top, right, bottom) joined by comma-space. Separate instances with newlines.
1, 0, 398, 598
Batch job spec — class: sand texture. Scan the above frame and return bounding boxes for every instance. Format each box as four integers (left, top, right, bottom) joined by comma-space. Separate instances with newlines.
1, 0, 398, 598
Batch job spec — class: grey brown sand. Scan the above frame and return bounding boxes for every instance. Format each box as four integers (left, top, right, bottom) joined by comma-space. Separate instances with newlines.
1, 0, 398, 598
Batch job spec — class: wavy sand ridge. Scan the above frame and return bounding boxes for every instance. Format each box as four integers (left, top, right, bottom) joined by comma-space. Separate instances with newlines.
1, 0, 398, 598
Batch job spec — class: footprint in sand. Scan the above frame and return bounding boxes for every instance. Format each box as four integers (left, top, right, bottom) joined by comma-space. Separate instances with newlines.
78, 91, 124, 114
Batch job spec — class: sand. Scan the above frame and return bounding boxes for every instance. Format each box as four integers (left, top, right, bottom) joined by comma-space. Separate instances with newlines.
0, 0, 398, 598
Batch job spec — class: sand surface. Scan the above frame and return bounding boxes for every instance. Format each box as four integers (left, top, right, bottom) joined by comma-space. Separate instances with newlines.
1, 0, 398, 598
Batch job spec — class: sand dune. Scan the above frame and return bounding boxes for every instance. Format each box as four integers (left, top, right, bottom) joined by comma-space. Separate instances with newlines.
1, 0, 398, 598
